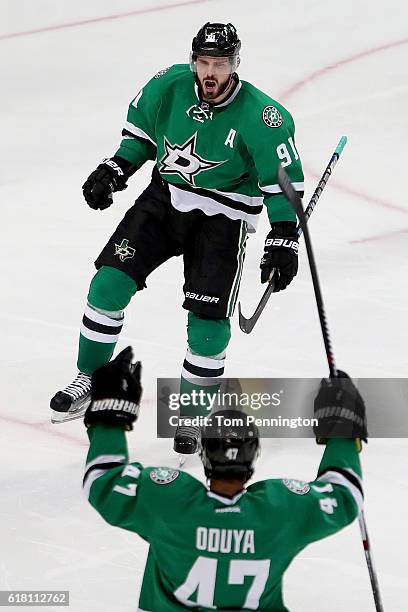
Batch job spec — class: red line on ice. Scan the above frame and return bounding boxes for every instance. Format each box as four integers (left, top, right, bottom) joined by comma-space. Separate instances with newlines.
279, 37, 408, 217
0, 413, 86, 446
349, 227, 408, 244
306, 169, 408, 216
0, 398, 154, 445
279, 38, 408, 101
0, 0, 215, 41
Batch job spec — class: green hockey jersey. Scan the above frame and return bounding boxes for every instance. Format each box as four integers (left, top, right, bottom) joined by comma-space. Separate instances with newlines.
84, 425, 362, 611
115, 64, 304, 232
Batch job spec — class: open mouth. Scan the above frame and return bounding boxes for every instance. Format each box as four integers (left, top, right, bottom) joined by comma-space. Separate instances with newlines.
204, 79, 217, 93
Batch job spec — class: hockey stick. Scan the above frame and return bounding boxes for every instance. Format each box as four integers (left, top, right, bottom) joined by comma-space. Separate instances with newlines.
238, 136, 347, 334
278, 164, 384, 612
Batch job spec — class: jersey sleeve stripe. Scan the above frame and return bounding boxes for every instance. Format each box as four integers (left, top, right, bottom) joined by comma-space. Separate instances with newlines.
317, 468, 364, 512
318, 466, 363, 495
83, 454, 126, 497
121, 129, 156, 146
260, 181, 304, 195
343, 467, 363, 491
84, 454, 127, 472
123, 122, 156, 146
83, 461, 127, 486
83, 468, 112, 499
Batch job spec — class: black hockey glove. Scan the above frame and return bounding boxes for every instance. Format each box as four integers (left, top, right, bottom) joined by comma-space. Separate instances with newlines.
84, 346, 142, 431
314, 370, 368, 448
82, 156, 132, 210
260, 222, 298, 291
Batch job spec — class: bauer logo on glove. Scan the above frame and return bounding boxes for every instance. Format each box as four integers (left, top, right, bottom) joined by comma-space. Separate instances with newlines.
264, 238, 298, 252
260, 222, 299, 290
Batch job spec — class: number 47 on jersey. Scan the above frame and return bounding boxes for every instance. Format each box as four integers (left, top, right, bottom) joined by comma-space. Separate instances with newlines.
175, 557, 270, 609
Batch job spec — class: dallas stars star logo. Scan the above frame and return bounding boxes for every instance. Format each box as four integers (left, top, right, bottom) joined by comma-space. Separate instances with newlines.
159, 133, 225, 187
114, 239, 135, 262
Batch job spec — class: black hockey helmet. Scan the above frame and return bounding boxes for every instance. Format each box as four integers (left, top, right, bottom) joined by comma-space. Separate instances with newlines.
200, 410, 259, 481
190, 23, 241, 72
192, 22, 241, 58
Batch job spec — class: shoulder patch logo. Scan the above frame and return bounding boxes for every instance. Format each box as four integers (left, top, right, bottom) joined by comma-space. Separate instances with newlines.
154, 66, 171, 79
282, 479, 310, 495
150, 467, 180, 485
262, 105, 283, 128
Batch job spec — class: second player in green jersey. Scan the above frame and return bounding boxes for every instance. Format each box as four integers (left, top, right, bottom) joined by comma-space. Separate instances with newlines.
83, 347, 367, 612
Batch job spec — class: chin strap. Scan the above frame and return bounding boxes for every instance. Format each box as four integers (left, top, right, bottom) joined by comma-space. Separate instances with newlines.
218, 72, 238, 98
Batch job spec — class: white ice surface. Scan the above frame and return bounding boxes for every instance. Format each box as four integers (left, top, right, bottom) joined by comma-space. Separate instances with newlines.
1, 0, 407, 610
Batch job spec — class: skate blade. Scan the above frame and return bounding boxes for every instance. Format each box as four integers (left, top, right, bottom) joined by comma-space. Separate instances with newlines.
178, 454, 187, 467
51, 400, 90, 424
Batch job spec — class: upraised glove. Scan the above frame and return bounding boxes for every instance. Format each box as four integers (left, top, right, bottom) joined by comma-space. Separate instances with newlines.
84, 346, 142, 431
314, 370, 368, 446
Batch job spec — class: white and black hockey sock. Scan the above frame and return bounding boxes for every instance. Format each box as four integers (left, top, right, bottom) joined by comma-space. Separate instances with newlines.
181, 348, 225, 386
80, 303, 124, 344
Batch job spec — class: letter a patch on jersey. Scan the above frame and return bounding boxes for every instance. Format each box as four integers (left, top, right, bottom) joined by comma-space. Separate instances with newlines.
224, 128, 237, 149
282, 479, 310, 495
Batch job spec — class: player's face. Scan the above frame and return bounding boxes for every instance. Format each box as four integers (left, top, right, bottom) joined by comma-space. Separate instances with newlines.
195, 56, 232, 100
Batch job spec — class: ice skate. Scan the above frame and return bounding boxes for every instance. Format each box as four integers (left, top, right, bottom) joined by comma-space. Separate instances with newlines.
50, 373, 92, 423
173, 423, 200, 458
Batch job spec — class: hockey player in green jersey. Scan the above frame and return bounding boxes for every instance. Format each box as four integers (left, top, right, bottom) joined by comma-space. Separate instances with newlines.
51, 23, 304, 456
83, 347, 367, 612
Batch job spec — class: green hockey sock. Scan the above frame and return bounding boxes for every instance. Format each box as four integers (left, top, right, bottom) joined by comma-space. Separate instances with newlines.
178, 313, 231, 417
77, 267, 137, 375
